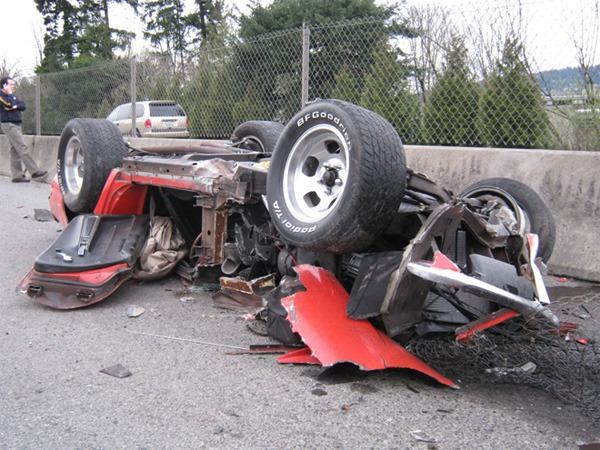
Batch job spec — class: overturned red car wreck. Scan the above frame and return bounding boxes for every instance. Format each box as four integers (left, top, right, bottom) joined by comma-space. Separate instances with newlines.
17, 100, 562, 386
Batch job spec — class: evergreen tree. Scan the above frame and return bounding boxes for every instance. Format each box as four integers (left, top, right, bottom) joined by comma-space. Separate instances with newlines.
182, 57, 236, 137
477, 38, 552, 148
143, 0, 228, 74
360, 45, 422, 144
423, 37, 480, 146
35, 0, 78, 71
186, 1, 228, 47
143, 0, 189, 73
330, 64, 362, 104
234, 0, 413, 121
232, 84, 266, 126
35, 0, 137, 72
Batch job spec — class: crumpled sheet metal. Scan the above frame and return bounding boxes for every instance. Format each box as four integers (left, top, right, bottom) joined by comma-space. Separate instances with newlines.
278, 265, 456, 387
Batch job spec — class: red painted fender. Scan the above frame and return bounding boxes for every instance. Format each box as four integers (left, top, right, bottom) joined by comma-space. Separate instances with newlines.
278, 265, 456, 387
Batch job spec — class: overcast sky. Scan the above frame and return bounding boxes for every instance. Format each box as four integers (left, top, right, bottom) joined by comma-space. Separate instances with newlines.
0, 0, 272, 77
0, 0, 596, 77
0, 0, 44, 76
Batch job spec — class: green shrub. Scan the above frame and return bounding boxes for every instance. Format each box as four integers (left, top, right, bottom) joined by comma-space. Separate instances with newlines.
477, 38, 552, 149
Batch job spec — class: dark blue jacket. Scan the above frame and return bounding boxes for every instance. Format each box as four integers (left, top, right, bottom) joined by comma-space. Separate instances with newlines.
0, 91, 26, 124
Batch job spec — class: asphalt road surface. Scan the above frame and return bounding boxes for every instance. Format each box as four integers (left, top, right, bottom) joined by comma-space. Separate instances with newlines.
1, 176, 599, 449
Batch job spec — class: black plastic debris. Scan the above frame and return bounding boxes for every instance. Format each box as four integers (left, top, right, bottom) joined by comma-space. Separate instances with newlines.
311, 388, 327, 396
346, 252, 404, 319
245, 320, 268, 336
265, 275, 304, 345
33, 208, 53, 222
100, 364, 132, 378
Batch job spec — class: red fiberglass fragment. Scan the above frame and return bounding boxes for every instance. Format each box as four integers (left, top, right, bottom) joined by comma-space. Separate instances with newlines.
278, 265, 456, 387
277, 347, 321, 365
427, 251, 461, 272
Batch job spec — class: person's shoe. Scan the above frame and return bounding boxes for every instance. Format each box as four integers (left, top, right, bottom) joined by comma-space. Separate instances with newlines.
31, 170, 48, 179
12, 177, 30, 183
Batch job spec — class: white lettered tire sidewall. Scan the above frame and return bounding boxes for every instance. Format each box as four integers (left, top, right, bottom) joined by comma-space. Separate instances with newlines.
267, 99, 407, 254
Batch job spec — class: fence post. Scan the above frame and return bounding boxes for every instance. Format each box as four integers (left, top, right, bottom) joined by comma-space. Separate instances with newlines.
130, 56, 137, 138
35, 75, 41, 136
301, 23, 310, 107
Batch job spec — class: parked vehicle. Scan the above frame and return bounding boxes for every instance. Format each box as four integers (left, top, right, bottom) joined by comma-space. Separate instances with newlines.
18, 99, 566, 385
106, 101, 189, 138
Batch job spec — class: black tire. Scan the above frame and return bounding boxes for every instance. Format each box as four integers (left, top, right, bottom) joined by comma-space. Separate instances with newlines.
460, 177, 556, 261
230, 120, 284, 154
267, 99, 407, 254
57, 118, 127, 213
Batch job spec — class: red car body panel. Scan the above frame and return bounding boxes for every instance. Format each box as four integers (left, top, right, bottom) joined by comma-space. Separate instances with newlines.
49, 177, 69, 228
94, 171, 148, 215
278, 265, 456, 387
17, 263, 131, 310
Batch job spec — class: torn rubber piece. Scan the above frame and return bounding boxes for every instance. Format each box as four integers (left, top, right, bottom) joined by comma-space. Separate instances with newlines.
277, 265, 456, 387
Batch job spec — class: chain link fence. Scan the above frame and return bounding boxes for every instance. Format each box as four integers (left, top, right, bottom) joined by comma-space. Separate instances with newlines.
15, 0, 600, 150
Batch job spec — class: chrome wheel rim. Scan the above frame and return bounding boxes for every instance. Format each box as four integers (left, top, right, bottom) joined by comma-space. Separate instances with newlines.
64, 136, 84, 196
283, 124, 350, 223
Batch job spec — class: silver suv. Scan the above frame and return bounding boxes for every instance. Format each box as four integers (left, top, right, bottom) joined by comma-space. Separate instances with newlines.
106, 101, 190, 138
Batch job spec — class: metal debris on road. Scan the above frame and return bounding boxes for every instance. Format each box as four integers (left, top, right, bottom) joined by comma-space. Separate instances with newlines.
33, 208, 53, 222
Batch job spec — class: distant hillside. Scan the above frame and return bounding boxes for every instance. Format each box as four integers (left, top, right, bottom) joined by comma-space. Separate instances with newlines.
536, 64, 600, 96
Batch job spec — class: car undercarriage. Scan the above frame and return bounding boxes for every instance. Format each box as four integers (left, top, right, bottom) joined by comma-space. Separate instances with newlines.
18, 99, 568, 386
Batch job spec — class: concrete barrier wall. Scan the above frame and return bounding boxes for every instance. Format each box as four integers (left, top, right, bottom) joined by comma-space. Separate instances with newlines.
404, 145, 600, 282
2, 135, 599, 282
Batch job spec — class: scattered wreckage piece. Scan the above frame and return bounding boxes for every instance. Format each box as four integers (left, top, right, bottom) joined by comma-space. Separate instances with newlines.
211, 274, 275, 314
100, 363, 133, 379
226, 344, 302, 355
277, 265, 456, 387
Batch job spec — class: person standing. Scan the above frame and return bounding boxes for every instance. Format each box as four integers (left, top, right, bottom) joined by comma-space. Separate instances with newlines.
0, 76, 47, 183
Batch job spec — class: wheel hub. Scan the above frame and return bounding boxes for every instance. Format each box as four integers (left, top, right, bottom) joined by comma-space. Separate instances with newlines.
321, 169, 338, 187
